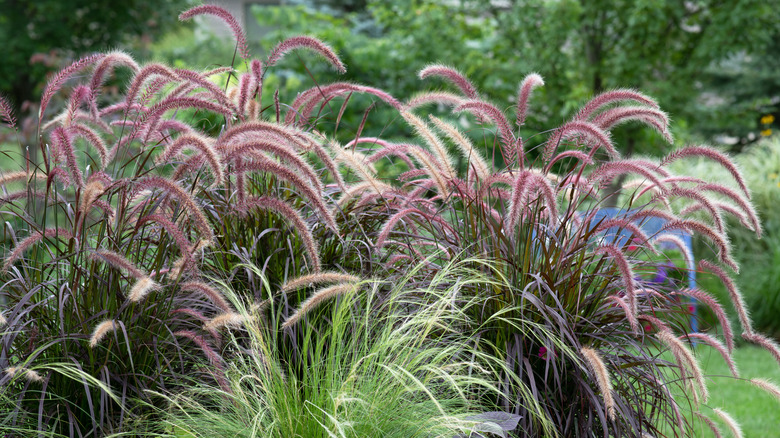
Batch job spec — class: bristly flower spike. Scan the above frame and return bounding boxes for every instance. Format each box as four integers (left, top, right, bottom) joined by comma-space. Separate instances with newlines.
89, 319, 118, 348
0, 95, 17, 130
516, 73, 544, 127
418, 64, 479, 99
179, 5, 249, 59
3, 228, 73, 273
580, 347, 615, 420
39, 53, 105, 119
267, 36, 346, 73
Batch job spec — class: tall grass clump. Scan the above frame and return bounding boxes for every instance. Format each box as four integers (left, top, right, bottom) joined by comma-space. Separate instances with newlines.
152, 259, 543, 438
329, 66, 777, 435
0, 5, 361, 434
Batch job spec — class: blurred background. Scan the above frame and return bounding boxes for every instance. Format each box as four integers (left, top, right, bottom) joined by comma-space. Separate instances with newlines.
2, 0, 780, 336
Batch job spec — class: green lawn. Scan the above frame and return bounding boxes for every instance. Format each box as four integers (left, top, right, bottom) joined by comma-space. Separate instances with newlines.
690, 345, 780, 437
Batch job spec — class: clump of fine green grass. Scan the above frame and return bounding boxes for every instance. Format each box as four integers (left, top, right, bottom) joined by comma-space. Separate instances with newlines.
150, 258, 550, 438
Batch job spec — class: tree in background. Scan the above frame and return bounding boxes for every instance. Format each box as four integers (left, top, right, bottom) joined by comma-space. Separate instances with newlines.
0, 0, 188, 116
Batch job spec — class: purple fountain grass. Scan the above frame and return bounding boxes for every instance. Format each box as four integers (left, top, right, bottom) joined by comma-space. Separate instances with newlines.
78, 180, 106, 217
135, 175, 214, 241
267, 35, 346, 73
656, 329, 708, 403
594, 244, 638, 316
683, 332, 738, 377
222, 140, 322, 191
662, 219, 736, 270
136, 214, 197, 273
698, 260, 752, 333
652, 234, 694, 270
204, 312, 244, 331
217, 121, 314, 152
174, 330, 224, 368
580, 347, 616, 420
695, 412, 724, 438
661, 145, 750, 199
0, 94, 17, 130
179, 282, 233, 313
401, 111, 456, 178
455, 100, 517, 165
604, 295, 639, 332
88, 50, 139, 104
429, 114, 491, 182
661, 186, 726, 233
282, 282, 357, 329
696, 182, 761, 236
288, 82, 401, 125
741, 332, 780, 367
68, 123, 110, 168
90, 249, 147, 279
545, 120, 618, 161
507, 171, 559, 230
4, 366, 44, 384
282, 272, 361, 293
89, 319, 119, 348
39, 53, 105, 119
587, 159, 667, 193
125, 63, 178, 106
418, 64, 479, 99
403, 91, 465, 111
749, 379, 780, 403
242, 196, 323, 272
712, 408, 742, 438
179, 5, 248, 59
573, 88, 659, 122
50, 126, 85, 188
3, 228, 73, 272
234, 156, 338, 233
593, 218, 655, 253
156, 134, 224, 187
591, 105, 672, 143
515, 73, 544, 128
128, 277, 162, 303
174, 68, 238, 114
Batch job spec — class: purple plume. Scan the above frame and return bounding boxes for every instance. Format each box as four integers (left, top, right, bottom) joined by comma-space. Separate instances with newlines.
179, 5, 248, 59
267, 36, 346, 73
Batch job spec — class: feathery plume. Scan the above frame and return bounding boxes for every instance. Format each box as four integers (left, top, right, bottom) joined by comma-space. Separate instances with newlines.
712, 408, 742, 438
418, 64, 479, 98
5, 366, 44, 383
243, 196, 322, 272
604, 295, 639, 332
39, 53, 105, 118
90, 249, 146, 279
592, 105, 672, 143
79, 180, 105, 216
282, 272, 361, 293
402, 111, 456, 178
128, 277, 161, 303
89, 319, 118, 348
237, 158, 337, 232
750, 378, 780, 403
180, 281, 232, 313
224, 140, 322, 191
156, 134, 224, 187
267, 35, 345, 73
179, 5, 248, 59
656, 330, 708, 402
0, 311, 6, 327
135, 176, 213, 241
652, 234, 694, 270
580, 347, 615, 420
695, 412, 724, 438
662, 220, 736, 271
684, 333, 738, 377
660, 186, 725, 233
125, 63, 178, 106
282, 283, 356, 329
204, 312, 244, 331
595, 244, 638, 316
51, 126, 85, 188
3, 228, 73, 272
455, 100, 517, 164
574, 88, 659, 121
429, 114, 490, 182
741, 332, 780, 366
404, 91, 465, 110
88, 50, 139, 109
698, 260, 751, 333
677, 288, 734, 351
174, 330, 223, 367
661, 145, 750, 199
516, 73, 544, 127
68, 124, 109, 168
0, 94, 17, 130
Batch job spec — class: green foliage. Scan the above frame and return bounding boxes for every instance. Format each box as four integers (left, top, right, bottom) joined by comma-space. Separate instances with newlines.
152, 261, 534, 438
